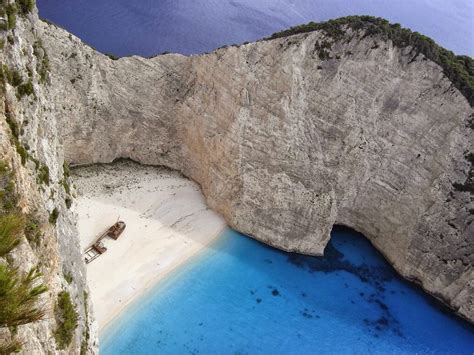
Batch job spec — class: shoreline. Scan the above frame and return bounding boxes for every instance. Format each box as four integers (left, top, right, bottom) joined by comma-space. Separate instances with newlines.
72, 161, 227, 333
100, 227, 230, 344
100, 224, 227, 333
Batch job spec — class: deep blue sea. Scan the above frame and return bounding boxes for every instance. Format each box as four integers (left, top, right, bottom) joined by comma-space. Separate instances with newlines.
102, 229, 474, 354
37, 0, 473, 57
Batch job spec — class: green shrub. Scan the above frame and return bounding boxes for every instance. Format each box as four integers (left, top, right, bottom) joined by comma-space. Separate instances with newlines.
105, 53, 119, 60
14, 140, 28, 165
16, 80, 34, 98
0, 161, 17, 213
80, 338, 87, 355
54, 291, 78, 350
4, 114, 30, 167
0, 265, 47, 328
268, 16, 474, 106
63, 162, 70, 179
61, 179, 70, 194
17, 0, 35, 15
314, 40, 332, 60
0, 161, 9, 175
0, 339, 22, 354
38, 165, 50, 185
38, 56, 49, 83
5, 114, 19, 139
0, 158, 47, 352
49, 208, 59, 225
0, 65, 10, 85
63, 271, 73, 284
1, 65, 23, 88
0, 213, 24, 257
33, 40, 50, 83
6, 3, 16, 29
24, 216, 41, 248
10, 69, 22, 87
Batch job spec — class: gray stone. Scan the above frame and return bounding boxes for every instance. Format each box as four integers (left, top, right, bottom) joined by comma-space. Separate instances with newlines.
40, 21, 473, 322
1, 5, 472, 354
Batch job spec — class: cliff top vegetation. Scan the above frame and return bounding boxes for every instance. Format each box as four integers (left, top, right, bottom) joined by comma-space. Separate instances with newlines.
268, 16, 474, 107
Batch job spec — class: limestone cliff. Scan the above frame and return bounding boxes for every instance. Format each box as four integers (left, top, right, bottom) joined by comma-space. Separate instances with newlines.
1, 2, 96, 354
39, 17, 473, 322
1, 2, 473, 353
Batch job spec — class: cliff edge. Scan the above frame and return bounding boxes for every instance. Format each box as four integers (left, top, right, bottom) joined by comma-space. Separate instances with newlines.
42, 15, 473, 322
0, 2, 473, 352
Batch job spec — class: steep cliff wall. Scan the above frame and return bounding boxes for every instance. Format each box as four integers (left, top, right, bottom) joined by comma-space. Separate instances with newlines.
38, 18, 473, 322
1, 3, 96, 354
1, 5, 472, 355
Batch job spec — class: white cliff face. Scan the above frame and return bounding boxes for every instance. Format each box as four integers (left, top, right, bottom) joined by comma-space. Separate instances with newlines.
40, 21, 473, 322
1, 6, 96, 355
1, 5, 472, 353
40, 22, 474, 321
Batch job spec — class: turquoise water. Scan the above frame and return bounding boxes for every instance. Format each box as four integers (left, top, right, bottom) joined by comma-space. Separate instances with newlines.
36, 2, 474, 352
102, 228, 474, 354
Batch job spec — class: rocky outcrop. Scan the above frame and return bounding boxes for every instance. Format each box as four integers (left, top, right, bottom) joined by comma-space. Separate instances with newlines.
37, 18, 473, 322
1, 5, 472, 354
1, 4, 96, 354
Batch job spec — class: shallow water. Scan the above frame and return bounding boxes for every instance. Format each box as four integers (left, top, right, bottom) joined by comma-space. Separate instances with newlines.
102, 228, 474, 354
37, 0, 473, 57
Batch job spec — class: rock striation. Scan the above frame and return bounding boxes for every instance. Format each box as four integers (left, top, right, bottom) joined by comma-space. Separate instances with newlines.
1, 2, 472, 352
41, 17, 473, 322
1, 3, 96, 354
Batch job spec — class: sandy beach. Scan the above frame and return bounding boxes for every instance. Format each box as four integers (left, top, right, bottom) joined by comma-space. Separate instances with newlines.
72, 161, 226, 332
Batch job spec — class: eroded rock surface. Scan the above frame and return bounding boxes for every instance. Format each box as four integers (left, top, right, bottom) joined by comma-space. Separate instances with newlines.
1, 6, 96, 354
1, 8, 472, 354
37, 21, 474, 322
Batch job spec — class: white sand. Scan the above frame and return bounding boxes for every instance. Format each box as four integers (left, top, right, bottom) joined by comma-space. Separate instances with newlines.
72, 161, 226, 332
